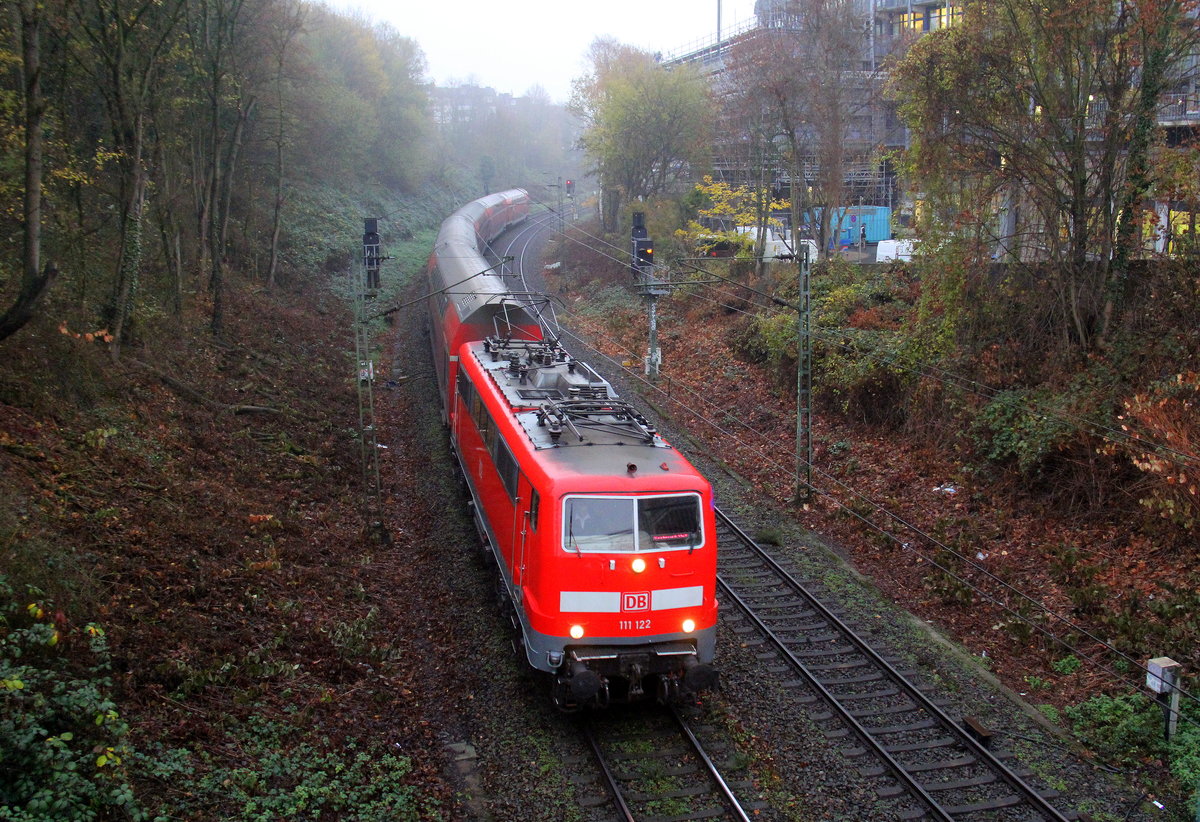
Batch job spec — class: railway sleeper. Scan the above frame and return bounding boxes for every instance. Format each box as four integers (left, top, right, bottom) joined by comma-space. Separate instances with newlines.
881, 736, 958, 753
820, 670, 890, 685
861, 718, 939, 734
615, 762, 704, 781
848, 700, 922, 717
627, 784, 714, 802
901, 755, 980, 773
944, 794, 1034, 814
828, 686, 902, 701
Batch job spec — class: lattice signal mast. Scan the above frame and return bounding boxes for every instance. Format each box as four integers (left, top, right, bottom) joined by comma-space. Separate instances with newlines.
355, 218, 385, 539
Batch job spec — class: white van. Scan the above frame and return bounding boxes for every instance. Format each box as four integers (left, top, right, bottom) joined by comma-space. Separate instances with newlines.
876, 239, 917, 262
736, 226, 819, 261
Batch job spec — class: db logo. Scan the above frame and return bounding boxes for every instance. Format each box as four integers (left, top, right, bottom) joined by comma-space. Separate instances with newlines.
622, 592, 650, 612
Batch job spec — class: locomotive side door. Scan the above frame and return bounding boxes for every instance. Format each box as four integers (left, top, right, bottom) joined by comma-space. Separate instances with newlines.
512, 477, 536, 600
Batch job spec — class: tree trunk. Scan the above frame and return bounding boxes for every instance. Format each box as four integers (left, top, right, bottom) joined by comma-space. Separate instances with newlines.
193, 134, 212, 274
109, 146, 148, 359
207, 73, 225, 336
1104, 2, 1177, 346
267, 75, 286, 289
152, 136, 185, 315
0, 0, 56, 344
217, 97, 255, 257
601, 186, 621, 233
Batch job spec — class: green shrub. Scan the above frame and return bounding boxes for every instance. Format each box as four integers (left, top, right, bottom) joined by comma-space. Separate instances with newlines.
0, 576, 143, 821
1051, 655, 1082, 675
1066, 691, 1200, 810
135, 714, 437, 821
972, 388, 1075, 475
1065, 692, 1167, 766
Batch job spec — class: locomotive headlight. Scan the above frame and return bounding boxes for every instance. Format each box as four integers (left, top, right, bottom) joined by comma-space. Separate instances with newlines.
682, 618, 696, 634
569, 624, 585, 639
631, 557, 647, 573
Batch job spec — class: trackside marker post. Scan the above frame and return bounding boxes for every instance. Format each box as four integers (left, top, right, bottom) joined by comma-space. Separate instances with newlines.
1146, 656, 1181, 743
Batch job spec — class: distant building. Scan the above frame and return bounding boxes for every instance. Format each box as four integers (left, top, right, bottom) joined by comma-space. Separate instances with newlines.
428, 84, 516, 127
754, 0, 803, 28
665, 2, 1200, 218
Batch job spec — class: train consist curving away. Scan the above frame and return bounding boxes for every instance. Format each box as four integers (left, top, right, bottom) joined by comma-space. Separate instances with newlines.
425, 189, 719, 709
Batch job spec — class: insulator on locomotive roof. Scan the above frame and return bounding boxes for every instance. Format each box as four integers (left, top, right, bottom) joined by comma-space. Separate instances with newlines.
567, 359, 576, 374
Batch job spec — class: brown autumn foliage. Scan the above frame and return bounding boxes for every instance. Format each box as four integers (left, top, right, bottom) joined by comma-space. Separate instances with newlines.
549, 230, 1200, 710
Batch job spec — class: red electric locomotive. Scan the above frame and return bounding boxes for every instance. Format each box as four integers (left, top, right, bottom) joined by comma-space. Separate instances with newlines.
427, 190, 718, 708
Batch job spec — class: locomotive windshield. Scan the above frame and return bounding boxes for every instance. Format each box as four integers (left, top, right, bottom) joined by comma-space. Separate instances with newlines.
562, 494, 703, 553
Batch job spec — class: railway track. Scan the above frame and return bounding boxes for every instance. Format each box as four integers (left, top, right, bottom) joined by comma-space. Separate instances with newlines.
500, 221, 1083, 819
714, 507, 1076, 821
573, 703, 762, 821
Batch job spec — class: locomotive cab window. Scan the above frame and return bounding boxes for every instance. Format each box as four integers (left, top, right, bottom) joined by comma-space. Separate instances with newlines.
638, 495, 704, 550
562, 494, 703, 554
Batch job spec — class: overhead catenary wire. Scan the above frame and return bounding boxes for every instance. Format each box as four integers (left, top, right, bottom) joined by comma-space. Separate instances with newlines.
467, 198, 1181, 589
523, 248, 1200, 728
521, 193, 1200, 481
670, 258, 1200, 472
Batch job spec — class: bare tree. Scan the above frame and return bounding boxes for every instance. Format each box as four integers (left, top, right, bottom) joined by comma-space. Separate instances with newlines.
0, 0, 57, 343
890, 0, 1199, 350
70, 0, 184, 358
187, 0, 252, 336
723, 0, 872, 254
264, 0, 305, 290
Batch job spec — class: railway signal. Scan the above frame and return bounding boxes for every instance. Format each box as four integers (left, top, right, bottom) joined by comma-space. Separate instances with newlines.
634, 238, 654, 269
631, 213, 668, 378
362, 218, 381, 291
631, 211, 649, 275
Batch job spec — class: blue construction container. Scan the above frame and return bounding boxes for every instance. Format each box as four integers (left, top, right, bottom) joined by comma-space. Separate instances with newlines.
826, 206, 892, 247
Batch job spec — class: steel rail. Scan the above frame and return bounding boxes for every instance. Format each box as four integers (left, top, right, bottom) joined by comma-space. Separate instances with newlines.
583, 708, 753, 822
668, 704, 754, 822
580, 721, 636, 822
715, 506, 1073, 821
715, 572, 953, 821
